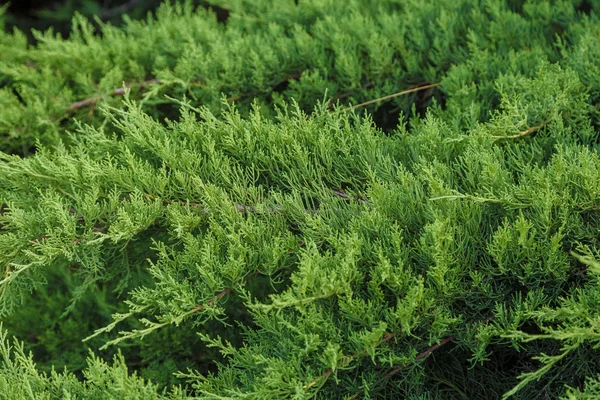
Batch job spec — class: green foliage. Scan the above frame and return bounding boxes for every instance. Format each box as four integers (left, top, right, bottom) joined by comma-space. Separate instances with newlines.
1, 0, 600, 399
3, 0, 591, 154
0, 324, 185, 399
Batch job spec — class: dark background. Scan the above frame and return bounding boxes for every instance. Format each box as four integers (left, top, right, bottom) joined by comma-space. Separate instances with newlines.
4, 0, 174, 40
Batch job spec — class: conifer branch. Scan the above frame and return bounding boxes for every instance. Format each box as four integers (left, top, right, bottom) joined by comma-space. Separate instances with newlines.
94, 270, 262, 349
0, 267, 8, 300
21, 187, 359, 257
339, 83, 440, 112
493, 119, 552, 140
2, 1, 599, 396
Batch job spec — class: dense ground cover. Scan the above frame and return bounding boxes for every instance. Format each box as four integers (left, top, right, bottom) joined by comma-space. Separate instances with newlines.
1, 0, 600, 398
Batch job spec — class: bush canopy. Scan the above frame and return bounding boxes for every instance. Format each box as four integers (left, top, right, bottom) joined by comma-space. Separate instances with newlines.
1, 0, 600, 398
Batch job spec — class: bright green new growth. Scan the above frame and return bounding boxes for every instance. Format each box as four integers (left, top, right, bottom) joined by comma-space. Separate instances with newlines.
1, 0, 600, 399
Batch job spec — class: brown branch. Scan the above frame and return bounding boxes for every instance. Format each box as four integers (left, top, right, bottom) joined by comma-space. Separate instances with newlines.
383, 336, 454, 380
65, 79, 160, 113
332, 189, 370, 204
29, 216, 108, 247
493, 119, 552, 140
72, 226, 107, 245
99, 0, 139, 19
305, 332, 396, 390
226, 72, 303, 103
25, 187, 368, 256
347, 336, 455, 399
332, 189, 350, 199
226, 95, 242, 103
65, 70, 303, 113
339, 83, 440, 113
29, 235, 49, 245
189, 270, 261, 313
328, 82, 374, 109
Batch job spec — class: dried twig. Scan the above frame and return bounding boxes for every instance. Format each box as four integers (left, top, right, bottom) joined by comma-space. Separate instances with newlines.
339, 83, 440, 113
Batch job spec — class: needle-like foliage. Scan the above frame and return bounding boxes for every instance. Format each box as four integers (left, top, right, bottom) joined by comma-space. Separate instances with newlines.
1, 0, 600, 399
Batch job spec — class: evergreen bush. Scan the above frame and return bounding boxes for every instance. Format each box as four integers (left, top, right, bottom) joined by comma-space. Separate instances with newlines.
1, 0, 600, 398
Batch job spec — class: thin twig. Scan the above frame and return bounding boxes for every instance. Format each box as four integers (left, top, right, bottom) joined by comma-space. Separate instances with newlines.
333, 189, 371, 205
189, 288, 232, 313
328, 82, 374, 109
24, 187, 368, 260
190, 270, 260, 313
32, 228, 106, 246
339, 83, 440, 113
332, 190, 350, 199
72, 226, 107, 245
226, 95, 242, 103
493, 119, 552, 140
65, 79, 160, 113
99, 0, 139, 19
347, 336, 455, 399
383, 336, 454, 380
144, 193, 207, 213
30, 235, 49, 245
149, 189, 365, 214
226, 72, 303, 103
305, 332, 396, 389
66, 71, 302, 111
